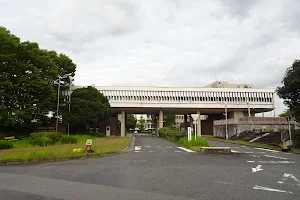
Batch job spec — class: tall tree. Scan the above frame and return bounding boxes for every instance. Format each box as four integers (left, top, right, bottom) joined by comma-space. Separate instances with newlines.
277, 60, 300, 121
0, 27, 76, 130
63, 86, 111, 132
126, 114, 137, 131
164, 114, 175, 127
138, 116, 145, 133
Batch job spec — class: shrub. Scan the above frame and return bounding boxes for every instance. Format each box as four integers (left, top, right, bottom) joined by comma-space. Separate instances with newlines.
0, 140, 14, 150
158, 127, 185, 141
30, 132, 62, 143
59, 135, 78, 144
30, 136, 55, 147
96, 133, 106, 137
178, 136, 210, 147
292, 129, 300, 147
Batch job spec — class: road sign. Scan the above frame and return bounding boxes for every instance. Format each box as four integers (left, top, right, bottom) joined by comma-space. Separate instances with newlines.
187, 127, 192, 141
191, 114, 199, 121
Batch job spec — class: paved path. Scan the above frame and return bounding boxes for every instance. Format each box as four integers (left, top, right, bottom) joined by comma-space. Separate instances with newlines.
0, 134, 299, 200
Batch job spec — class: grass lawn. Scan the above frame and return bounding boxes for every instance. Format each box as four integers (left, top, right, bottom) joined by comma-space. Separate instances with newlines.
202, 136, 300, 154
0, 135, 131, 164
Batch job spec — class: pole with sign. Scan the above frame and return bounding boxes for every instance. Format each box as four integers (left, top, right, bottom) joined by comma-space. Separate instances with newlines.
191, 114, 200, 140
187, 127, 192, 141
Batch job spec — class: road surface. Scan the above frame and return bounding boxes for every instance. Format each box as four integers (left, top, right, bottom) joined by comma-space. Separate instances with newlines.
0, 134, 299, 200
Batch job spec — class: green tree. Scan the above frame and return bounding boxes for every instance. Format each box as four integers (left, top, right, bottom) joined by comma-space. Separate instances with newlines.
0, 27, 76, 131
126, 114, 137, 131
279, 109, 292, 118
138, 116, 145, 133
164, 114, 175, 127
277, 60, 300, 121
63, 86, 111, 132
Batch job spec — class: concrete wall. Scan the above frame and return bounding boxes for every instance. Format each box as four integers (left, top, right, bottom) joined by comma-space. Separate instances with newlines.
214, 124, 289, 138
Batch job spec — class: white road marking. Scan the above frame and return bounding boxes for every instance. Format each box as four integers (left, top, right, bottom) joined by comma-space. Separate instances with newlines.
134, 151, 141, 153
134, 146, 141, 151
145, 146, 151, 148
250, 155, 260, 158
177, 147, 195, 152
253, 185, 293, 194
156, 146, 161, 148
249, 160, 295, 164
277, 181, 300, 187
264, 155, 287, 160
282, 173, 300, 185
175, 151, 182, 152
148, 151, 154, 153
252, 165, 263, 173
284, 152, 292, 155
254, 148, 280, 153
231, 150, 239, 153
215, 181, 234, 185
245, 152, 254, 154
166, 146, 173, 148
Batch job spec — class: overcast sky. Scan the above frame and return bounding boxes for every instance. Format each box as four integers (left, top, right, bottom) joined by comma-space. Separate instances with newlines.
1, 0, 300, 115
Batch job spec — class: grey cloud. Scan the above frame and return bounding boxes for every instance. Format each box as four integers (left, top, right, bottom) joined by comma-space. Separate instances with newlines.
220, 0, 262, 18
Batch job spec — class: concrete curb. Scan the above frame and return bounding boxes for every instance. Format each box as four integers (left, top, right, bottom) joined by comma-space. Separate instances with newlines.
200, 147, 232, 154
123, 136, 135, 152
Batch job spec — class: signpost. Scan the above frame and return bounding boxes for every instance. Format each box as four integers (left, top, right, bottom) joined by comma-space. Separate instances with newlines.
187, 127, 192, 141
191, 114, 200, 140
86, 139, 93, 153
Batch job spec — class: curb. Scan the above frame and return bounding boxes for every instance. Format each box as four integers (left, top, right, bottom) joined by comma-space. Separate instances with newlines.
122, 136, 135, 152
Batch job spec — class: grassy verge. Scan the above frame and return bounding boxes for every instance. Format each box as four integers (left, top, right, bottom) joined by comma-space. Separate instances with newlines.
0, 136, 131, 164
163, 136, 210, 152
202, 136, 300, 153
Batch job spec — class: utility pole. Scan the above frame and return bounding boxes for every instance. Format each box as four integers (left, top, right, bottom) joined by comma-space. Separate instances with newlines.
56, 76, 61, 133
223, 104, 228, 139
67, 77, 72, 135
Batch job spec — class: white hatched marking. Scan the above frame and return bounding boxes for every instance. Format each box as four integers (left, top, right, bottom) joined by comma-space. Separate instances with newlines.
177, 147, 195, 152
254, 148, 280, 153
253, 185, 293, 194
134, 151, 141, 153
231, 150, 239, 153
264, 155, 287, 160
247, 161, 255, 163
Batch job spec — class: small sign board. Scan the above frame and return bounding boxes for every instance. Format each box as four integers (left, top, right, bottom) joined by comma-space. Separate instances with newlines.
191, 114, 199, 121
86, 139, 92, 145
187, 127, 192, 141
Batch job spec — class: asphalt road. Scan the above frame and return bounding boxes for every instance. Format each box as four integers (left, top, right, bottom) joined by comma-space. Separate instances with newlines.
0, 134, 300, 200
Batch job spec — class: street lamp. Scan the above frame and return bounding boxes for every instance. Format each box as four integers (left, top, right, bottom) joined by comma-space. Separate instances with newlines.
223, 104, 228, 139
55, 74, 72, 133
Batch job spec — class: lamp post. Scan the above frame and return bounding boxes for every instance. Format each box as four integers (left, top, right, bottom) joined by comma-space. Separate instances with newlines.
55, 74, 72, 133
223, 104, 228, 139
247, 102, 251, 117
67, 77, 73, 135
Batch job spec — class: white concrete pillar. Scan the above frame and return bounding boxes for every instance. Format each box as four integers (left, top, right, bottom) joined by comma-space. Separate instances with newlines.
159, 110, 163, 129
121, 111, 126, 137
197, 111, 201, 137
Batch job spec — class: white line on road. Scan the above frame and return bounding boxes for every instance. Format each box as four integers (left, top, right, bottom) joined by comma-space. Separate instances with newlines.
231, 150, 239, 153
245, 152, 254, 154
145, 146, 151, 148
177, 147, 195, 152
254, 148, 280, 153
134, 151, 141, 153
277, 181, 300, 187
248, 160, 295, 164
175, 151, 182, 152
156, 146, 161, 148
134, 146, 141, 151
253, 185, 293, 194
250, 155, 260, 158
264, 155, 287, 160
148, 151, 154, 153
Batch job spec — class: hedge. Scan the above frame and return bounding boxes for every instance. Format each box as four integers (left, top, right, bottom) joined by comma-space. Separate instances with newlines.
0, 140, 14, 150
